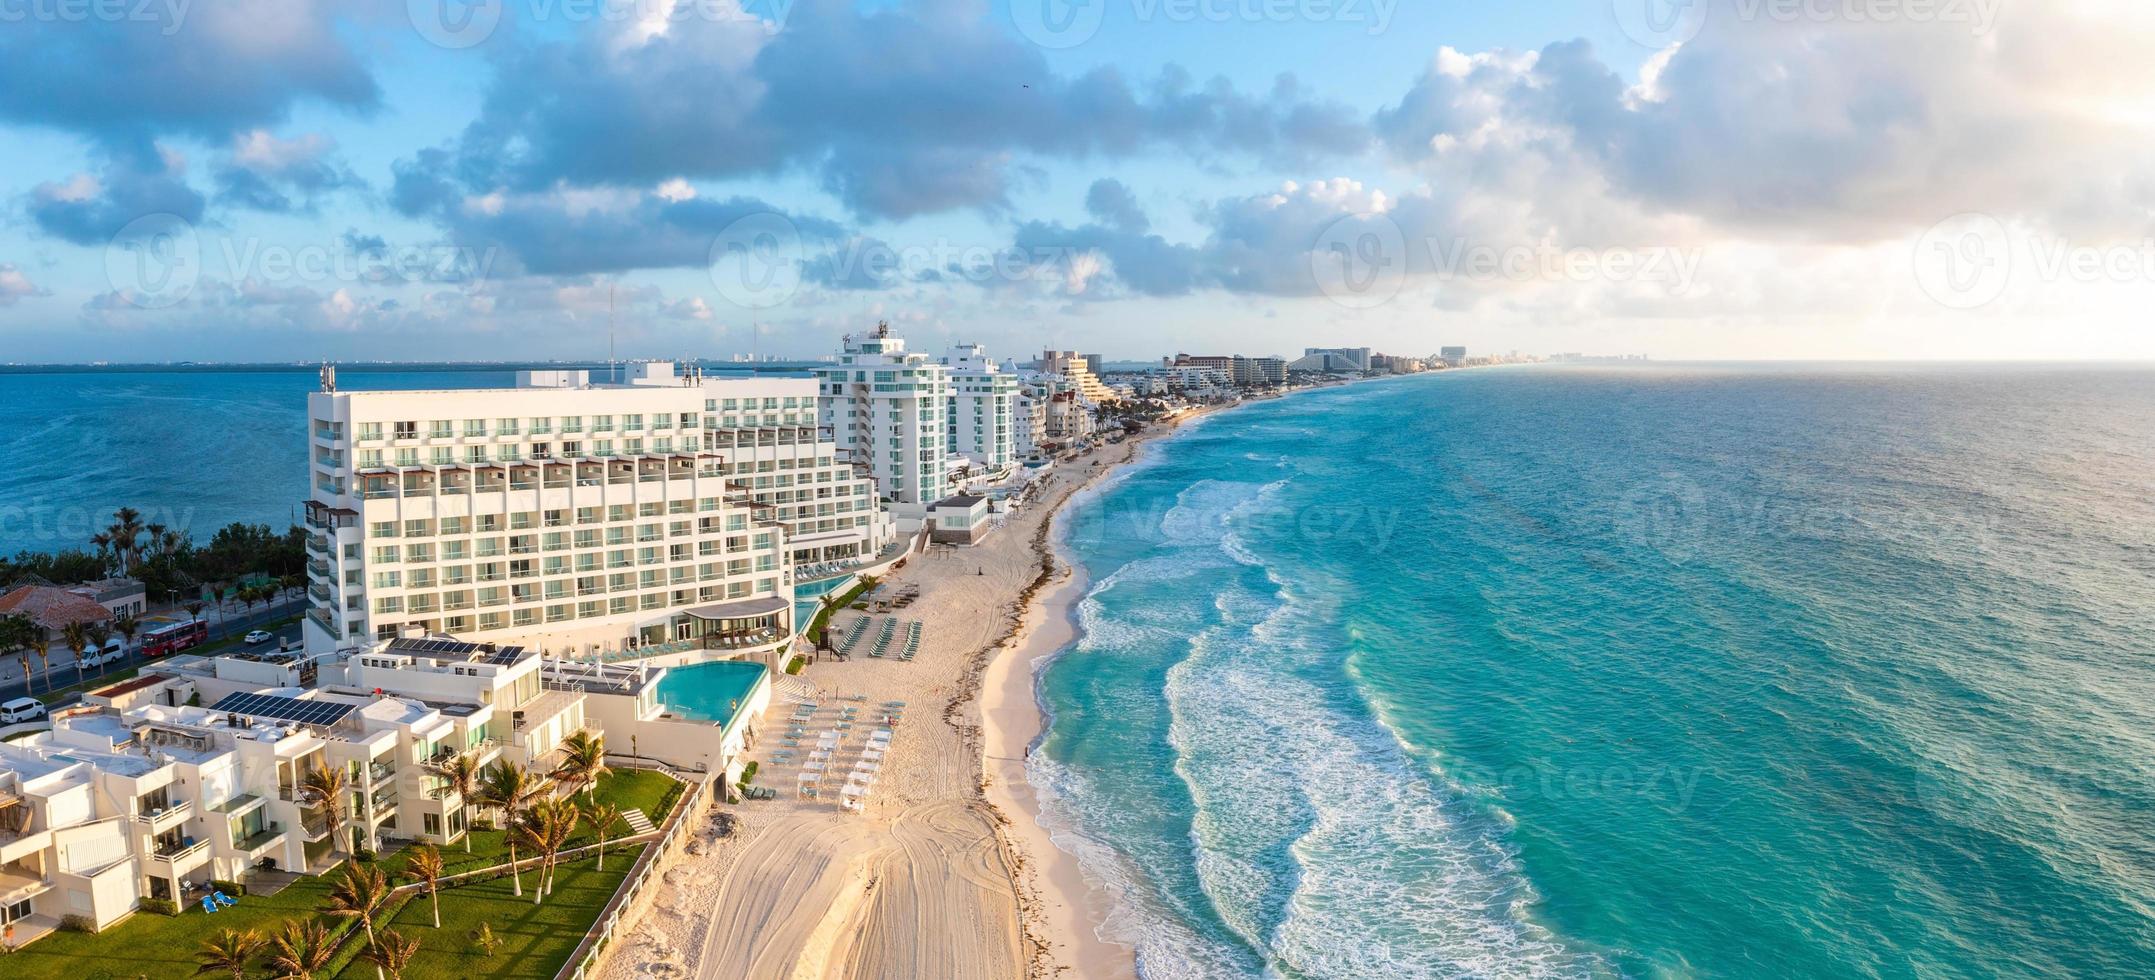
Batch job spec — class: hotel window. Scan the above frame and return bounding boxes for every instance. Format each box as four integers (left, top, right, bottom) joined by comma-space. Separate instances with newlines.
464, 446, 486, 463
359, 422, 383, 441
393, 421, 417, 439
429, 420, 452, 439
478, 514, 502, 533
396, 449, 419, 467
359, 449, 384, 468
561, 416, 583, 433
374, 571, 401, 589
404, 519, 433, 537
625, 438, 644, 454
638, 502, 663, 517
440, 516, 468, 535
479, 613, 506, 631
608, 504, 632, 522
431, 447, 453, 464
371, 521, 399, 538
498, 418, 520, 435
624, 414, 644, 431
531, 417, 552, 434
464, 420, 488, 437
373, 546, 400, 564
445, 615, 471, 632
593, 415, 614, 432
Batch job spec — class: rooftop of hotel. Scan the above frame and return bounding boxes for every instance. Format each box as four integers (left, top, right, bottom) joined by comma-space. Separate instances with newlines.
379, 635, 537, 666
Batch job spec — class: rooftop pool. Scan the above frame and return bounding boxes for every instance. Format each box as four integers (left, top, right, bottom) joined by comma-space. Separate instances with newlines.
656, 660, 769, 728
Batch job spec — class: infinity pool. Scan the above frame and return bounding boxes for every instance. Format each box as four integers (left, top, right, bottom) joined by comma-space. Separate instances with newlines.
656, 660, 769, 727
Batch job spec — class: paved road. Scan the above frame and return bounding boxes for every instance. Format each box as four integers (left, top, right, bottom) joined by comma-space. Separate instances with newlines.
0, 596, 306, 704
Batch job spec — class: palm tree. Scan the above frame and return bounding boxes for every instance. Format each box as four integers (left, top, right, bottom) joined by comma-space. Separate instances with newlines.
1, 615, 36, 694
551, 730, 609, 802
478, 761, 550, 897
423, 750, 482, 852
300, 763, 351, 866
107, 507, 145, 575
90, 531, 113, 569
61, 621, 89, 685
184, 599, 206, 626
194, 927, 265, 980
404, 843, 444, 928
361, 929, 421, 980
326, 864, 393, 980
113, 611, 141, 661
265, 920, 336, 980
26, 626, 51, 694
85, 622, 113, 677
583, 801, 623, 871
515, 798, 578, 904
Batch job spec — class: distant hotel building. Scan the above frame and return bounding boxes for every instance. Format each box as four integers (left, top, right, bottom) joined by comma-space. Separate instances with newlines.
1035, 350, 1118, 404
940, 343, 1019, 481
816, 323, 955, 506
301, 363, 890, 656
1440, 346, 1467, 368
1169, 354, 1287, 388
1289, 347, 1374, 373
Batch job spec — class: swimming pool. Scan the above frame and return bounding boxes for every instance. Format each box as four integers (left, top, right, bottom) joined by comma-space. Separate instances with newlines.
656, 660, 769, 728
794, 574, 858, 631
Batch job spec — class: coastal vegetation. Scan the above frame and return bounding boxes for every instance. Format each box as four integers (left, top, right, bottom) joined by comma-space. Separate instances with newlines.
0, 506, 306, 606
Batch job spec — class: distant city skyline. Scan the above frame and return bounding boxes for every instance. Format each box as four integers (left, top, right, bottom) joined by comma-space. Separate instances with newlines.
3, 2, 2153, 363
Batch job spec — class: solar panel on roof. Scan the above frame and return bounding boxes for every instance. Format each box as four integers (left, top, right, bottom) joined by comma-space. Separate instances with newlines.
208, 692, 358, 728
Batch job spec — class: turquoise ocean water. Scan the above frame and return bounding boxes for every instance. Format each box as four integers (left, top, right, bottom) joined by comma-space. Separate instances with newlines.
1033, 364, 2155, 978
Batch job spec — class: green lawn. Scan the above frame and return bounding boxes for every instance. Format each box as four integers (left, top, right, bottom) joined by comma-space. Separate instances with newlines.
346, 846, 646, 980
3, 873, 343, 980
2, 769, 681, 979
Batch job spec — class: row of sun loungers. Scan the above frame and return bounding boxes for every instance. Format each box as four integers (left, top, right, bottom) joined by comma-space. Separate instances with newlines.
836, 617, 872, 654
799, 560, 861, 580
869, 618, 899, 658
899, 622, 923, 661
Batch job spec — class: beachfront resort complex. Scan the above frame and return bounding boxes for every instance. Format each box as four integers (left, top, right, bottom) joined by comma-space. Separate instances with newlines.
0, 329, 1456, 962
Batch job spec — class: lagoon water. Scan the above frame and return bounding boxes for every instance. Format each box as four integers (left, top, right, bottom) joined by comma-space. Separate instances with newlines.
1034, 364, 2155, 978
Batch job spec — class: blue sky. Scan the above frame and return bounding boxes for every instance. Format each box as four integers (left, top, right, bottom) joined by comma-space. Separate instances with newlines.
2, 0, 2151, 363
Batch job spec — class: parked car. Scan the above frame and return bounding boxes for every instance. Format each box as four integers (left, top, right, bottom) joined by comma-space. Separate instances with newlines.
1, 696, 46, 724
243, 629, 273, 645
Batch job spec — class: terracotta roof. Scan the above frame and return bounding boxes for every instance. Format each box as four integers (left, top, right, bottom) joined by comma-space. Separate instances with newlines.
0, 585, 114, 632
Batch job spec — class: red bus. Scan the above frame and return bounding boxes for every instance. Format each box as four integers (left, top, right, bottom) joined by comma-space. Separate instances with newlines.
142, 619, 209, 657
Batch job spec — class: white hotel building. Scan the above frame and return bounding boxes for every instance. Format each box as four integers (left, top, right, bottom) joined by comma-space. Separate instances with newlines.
816, 324, 955, 506
302, 363, 890, 657
941, 343, 1019, 482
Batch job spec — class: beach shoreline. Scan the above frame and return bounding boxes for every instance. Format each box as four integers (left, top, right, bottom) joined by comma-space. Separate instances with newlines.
593, 400, 1246, 980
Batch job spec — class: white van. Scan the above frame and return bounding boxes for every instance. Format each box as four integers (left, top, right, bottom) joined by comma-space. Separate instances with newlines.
0, 697, 45, 724
83, 639, 127, 668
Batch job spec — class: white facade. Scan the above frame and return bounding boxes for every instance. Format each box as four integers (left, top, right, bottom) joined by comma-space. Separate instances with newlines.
941, 344, 1018, 482
303, 363, 887, 657
816, 324, 956, 506
1013, 384, 1050, 459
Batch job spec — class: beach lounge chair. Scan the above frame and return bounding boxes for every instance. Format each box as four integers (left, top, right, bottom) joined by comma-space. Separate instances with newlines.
201, 896, 219, 914
213, 890, 237, 907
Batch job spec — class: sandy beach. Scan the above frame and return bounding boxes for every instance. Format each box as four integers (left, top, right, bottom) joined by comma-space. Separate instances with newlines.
597, 411, 1219, 980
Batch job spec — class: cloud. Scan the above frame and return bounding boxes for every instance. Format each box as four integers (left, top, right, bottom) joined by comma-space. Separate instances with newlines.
0, 0, 376, 154
0, 264, 50, 306
213, 131, 362, 213
402, 0, 1366, 223
28, 149, 207, 246
1374, 5, 2155, 243
392, 172, 843, 277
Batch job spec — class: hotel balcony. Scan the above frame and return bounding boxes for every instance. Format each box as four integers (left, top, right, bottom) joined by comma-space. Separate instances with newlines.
134, 799, 194, 835
0, 865, 53, 908
148, 836, 212, 878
